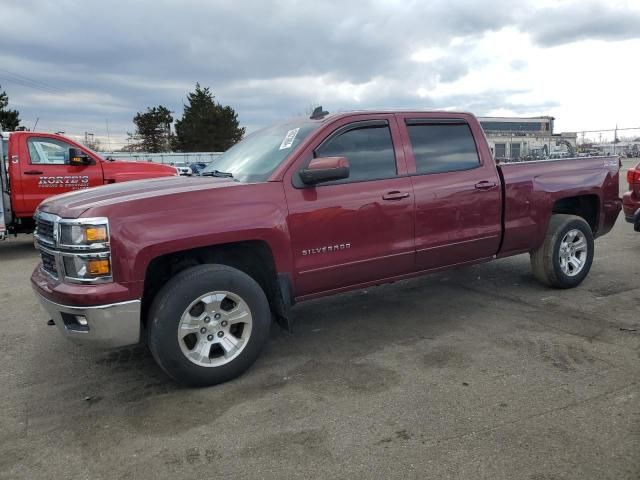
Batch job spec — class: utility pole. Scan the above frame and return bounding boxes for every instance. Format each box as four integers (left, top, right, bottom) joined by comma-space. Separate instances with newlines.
84, 132, 95, 149
105, 119, 111, 152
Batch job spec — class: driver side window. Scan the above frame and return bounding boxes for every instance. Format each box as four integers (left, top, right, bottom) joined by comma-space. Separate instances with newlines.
27, 138, 72, 165
314, 122, 397, 184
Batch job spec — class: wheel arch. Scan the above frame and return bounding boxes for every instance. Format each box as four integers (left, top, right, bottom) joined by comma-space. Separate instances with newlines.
551, 194, 600, 234
141, 240, 293, 331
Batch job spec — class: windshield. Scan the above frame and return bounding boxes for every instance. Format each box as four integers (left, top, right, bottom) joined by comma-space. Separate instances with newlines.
202, 121, 320, 182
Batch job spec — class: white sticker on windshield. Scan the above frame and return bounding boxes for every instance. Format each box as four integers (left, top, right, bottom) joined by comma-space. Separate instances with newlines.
279, 128, 300, 150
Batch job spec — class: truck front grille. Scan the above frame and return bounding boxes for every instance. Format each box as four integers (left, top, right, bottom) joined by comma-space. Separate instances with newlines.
36, 216, 55, 244
40, 250, 58, 277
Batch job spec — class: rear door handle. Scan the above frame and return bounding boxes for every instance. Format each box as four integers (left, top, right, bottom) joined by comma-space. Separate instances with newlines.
382, 191, 410, 201
24, 170, 43, 175
474, 181, 497, 190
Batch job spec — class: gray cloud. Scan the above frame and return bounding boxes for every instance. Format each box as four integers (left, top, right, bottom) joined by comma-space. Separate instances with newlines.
525, 2, 640, 47
0, 0, 636, 145
510, 60, 527, 71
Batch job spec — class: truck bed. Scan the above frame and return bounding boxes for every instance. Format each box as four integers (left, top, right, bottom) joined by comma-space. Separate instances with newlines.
497, 156, 621, 256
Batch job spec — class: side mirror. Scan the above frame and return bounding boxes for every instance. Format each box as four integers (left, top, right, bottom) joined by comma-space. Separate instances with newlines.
68, 148, 95, 166
300, 156, 350, 185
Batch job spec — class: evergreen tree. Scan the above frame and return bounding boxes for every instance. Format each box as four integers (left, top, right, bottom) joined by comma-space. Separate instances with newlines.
128, 105, 174, 152
174, 83, 245, 152
0, 85, 21, 131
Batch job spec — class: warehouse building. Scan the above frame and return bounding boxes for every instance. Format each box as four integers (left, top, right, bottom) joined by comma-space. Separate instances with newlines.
479, 116, 577, 161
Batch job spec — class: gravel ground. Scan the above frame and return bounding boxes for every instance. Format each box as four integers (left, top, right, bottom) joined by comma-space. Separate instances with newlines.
1, 159, 638, 480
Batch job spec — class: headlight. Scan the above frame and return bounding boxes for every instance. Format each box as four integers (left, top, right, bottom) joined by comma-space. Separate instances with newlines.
63, 254, 111, 280
60, 223, 109, 246
34, 214, 113, 284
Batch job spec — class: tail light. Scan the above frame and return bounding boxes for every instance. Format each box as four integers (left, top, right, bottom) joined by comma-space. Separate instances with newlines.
628, 168, 640, 186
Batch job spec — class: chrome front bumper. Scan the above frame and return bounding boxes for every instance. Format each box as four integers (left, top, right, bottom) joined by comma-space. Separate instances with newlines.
35, 291, 142, 348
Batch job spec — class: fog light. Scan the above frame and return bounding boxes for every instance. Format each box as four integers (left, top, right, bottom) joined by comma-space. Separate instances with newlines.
60, 312, 90, 331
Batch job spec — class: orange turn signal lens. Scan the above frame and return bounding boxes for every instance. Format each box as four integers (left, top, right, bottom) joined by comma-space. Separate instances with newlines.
87, 259, 110, 276
85, 226, 107, 242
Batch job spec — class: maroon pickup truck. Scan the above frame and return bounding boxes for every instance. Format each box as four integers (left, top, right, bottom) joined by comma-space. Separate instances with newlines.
31, 110, 622, 386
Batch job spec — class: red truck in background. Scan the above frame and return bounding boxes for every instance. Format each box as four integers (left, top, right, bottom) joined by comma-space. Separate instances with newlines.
623, 161, 640, 231
31, 110, 622, 387
0, 131, 176, 239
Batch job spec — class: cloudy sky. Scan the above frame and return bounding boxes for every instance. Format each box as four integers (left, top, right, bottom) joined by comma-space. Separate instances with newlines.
1, 0, 639, 149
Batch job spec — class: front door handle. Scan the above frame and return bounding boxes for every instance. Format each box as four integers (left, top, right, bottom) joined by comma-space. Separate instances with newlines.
475, 181, 497, 190
24, 170, 43, 175
382, 191, 410, 201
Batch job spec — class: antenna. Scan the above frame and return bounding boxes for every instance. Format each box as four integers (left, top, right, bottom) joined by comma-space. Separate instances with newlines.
32, 117, 39, 131
310, 106, 329, 120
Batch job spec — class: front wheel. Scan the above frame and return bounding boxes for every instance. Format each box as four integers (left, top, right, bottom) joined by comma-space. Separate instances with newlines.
147, 264, 271, 387
530, 214, 594, 289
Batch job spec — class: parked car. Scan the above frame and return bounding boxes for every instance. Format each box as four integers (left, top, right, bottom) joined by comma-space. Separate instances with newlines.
31, 110, 621, 387
623, 162, 640, 231
0, 131, 177, 239
547, 151, 571, 160
189, 162, 208, 175
172, 162, 192, 176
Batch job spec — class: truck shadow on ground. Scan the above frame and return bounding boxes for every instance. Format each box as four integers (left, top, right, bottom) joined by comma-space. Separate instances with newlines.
88, 257, 536, 388
25, 255, 544, 440
0, 236, 38, 260
15, 250, 519, 408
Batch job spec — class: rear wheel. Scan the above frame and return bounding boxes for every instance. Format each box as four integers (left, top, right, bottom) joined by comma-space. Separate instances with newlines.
530, 214, 594, 289
147, 264, 271, 387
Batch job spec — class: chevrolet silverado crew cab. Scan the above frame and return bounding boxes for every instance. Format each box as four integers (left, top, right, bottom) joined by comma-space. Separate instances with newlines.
0, 131, 176, 239
31, 110, 622, 387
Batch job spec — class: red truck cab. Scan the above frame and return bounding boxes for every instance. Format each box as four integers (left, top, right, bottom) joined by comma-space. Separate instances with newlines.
30, 110, 622, 387
1, 131, 176, 236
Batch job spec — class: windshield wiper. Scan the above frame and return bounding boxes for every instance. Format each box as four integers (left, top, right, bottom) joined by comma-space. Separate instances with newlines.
200, 170, 234, 178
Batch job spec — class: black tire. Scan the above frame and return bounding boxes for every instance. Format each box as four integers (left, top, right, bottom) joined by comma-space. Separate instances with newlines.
147, 264, 271, 387
530, 214, 594, 289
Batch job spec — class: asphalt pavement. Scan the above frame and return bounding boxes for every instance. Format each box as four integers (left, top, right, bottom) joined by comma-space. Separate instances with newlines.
1, 159, 638, 479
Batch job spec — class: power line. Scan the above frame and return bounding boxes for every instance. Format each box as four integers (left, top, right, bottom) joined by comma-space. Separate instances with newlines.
0, 68, 66, 95
0, 68, 66, 92
0, 75, 62, 95
578, 126, 640, 134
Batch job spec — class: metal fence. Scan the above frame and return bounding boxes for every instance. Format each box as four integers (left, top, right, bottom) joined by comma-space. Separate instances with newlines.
97, 151, 223, 165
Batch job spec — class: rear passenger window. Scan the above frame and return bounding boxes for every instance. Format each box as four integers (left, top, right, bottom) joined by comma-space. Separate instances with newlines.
406, 122, 480, 175
314, 123, 397, 183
